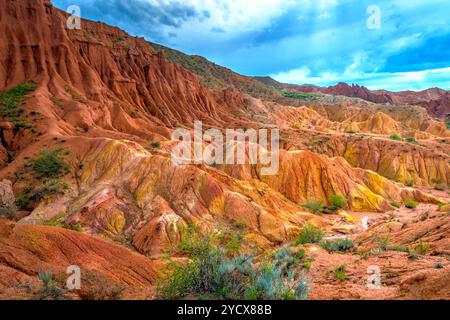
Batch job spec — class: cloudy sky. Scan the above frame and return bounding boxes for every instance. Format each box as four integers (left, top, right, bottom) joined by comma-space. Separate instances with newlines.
53, 0, 450, 91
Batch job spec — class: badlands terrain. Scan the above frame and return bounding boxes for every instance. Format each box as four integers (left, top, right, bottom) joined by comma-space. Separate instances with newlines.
0, 0, 449, 300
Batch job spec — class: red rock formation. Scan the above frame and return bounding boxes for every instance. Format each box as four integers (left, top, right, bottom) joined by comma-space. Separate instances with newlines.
291, 82, 450, 118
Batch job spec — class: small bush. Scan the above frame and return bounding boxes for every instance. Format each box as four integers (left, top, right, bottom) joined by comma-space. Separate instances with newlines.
328, 194, 347, 209
35, 271, 65, 300
150, 141, 161, 149
79, 272, 125, 300
44, 217, 82, 232
223, 234, 242, 256
303, 199, 325, 215
333, 265, 347, 281
404, 199, 417, 209
434, 262, 443, 269
0, 205, 16, 219
405, 137, 417, 144
419, 212, 429, 221
30, 148, 70, 178
434, 185, 446, 191
388, 245, 409, 253
377, 236, 390, 250
325, 205, 341, 212
15, 194, 30, 209
407, 248, 418, 260
320, 238, 354, 253
302, 260, 312, 269
389, 134, 403, 141
158, 228, 310, 300
415, 241, 429, 255
390, 201, 401, 208
0, 83, 36, 114
294, 249, 306, 260
293, 223, 324, 245
404, 179, 415, 187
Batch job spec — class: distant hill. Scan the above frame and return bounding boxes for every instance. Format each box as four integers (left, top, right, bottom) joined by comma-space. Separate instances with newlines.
151, 43, 279, 99
254, 78, 450, 118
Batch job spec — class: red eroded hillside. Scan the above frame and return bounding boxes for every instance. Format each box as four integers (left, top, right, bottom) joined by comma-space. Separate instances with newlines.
0, 0, 449, 301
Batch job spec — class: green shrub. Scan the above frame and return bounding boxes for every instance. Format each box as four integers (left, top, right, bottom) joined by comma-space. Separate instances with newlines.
404, 199, 417, 209
302, 260, 312, 269
377, 236, 390, 250
404, 179, 415, 187
224, 234, 242, 255
405, 137, 418, 144
389, 134, 403, 141
388, 245, 409, 253
293, 223, 324, 245
294, 249, 306, 260
44, 217, 82, 232
158, 228, 310, 300
434, 185, 446, 191
150, 141, 161, 149
415, 241, 429, 255
233, 221, 247, 229
390, 201, 401, 208
33, 180, 68, 199
0, 205, 16, 219
0, 83, 36, 129
407, 248, 418, 260
328, 194, 347, 209
333, 265, 347, 281
35, 271, 65, 300
78, 272, 125, 300
419, 212, 429, 221
15, 194, 30, 209
303, 199, 325, 215
320, 238, 354, 253
434, 262, 443, 269
30, 148, 69, 178
0, 83, 36, 114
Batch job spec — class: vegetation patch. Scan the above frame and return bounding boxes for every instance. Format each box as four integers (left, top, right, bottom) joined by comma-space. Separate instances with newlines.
158, 228, 310, 300
333, 264, 347, 281
389, 134, 403, 142
150, 141, 161, 149
0, 82, 36, 128
44, 216, 83, 232
404, 199, 418, 209
320, 238, 354, 253
29, 148, 70, 178
414, 241, 429, 255
328, 194, 348, 210
293, 223, 324, 245
280, 90, 322, 101
302, 199, 325, 215
405, 137, 418, 144
390, 201, 401, 208
34, 271, 65, 300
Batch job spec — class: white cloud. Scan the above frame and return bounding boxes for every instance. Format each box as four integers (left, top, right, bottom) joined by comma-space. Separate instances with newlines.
271, 67, 450, 91
145, 0, 296, 35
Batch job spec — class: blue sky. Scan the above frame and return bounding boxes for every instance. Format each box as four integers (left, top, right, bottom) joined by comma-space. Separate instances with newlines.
53, 0, 450, 91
